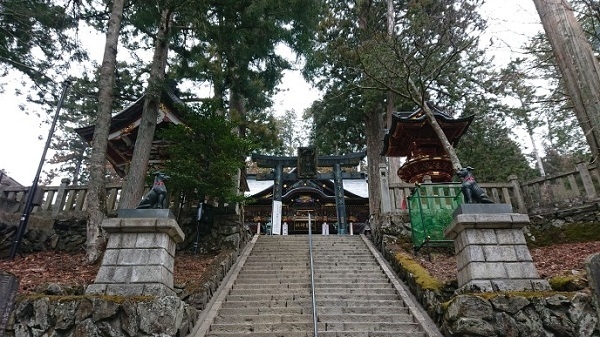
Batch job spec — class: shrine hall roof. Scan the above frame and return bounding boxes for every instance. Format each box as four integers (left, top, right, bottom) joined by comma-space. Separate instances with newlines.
245, 176, 369, 199
74, 89, 186, 177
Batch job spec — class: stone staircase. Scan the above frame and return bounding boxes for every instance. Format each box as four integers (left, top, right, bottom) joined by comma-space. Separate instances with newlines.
190, 235, 442, 337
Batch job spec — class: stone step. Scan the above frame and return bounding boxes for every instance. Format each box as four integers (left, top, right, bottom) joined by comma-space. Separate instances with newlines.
231, 283, 311, 290
316, 306, 409, 315
207, 322, 317, 334
311, 282, 393, 289
236, 271, 310, 283
238, 270, 310, 275
313, 254, 373, 258
217, 307, 308, 316
233, 278, 310, 285
317, 313, 414, 323
320, 322, 423, 333
227, 291, 312, 303
316, 299, 405, 308
225, 294, 312, 302
315, 271, 385, 283
318, 332, 425, 337
213, 314, 311, 324
207, 322, 423, 334
316, 294, 400, 301
205, 331, 423, 337
241, 266, 310, 271
229, 286, 310, 294
220, 300, 313, 309
315, 287, 397, 295
313, 266, 382, 271
232, 282, 390, 289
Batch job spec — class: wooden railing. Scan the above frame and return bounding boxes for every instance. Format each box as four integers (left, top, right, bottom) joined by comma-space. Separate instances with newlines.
384, 161, 600, 215
0, 178, 123, 218
2, 161, 600, 219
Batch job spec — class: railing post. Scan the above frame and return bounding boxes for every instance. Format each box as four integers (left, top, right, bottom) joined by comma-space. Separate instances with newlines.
508, 175, 527, 213
379, 164, 391, 213
52, 178, 71, 217
577, 161, 597, 200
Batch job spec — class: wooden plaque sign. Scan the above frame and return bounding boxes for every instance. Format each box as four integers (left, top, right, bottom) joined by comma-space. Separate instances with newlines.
0, 271, 19, 337
297, 147, 317, 178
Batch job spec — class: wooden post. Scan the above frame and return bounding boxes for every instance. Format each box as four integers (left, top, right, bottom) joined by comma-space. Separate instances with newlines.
577, 161, 597, 200
508, 175, 527, 214
52, 178, 71, 217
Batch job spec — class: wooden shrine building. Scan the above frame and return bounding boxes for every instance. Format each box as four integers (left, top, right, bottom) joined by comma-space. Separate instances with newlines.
75, 89, 186, 177
245, 149, 370, 235
381, 104, 474, 183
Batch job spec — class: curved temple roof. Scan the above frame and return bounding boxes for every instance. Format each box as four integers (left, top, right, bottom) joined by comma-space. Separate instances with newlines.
74, 90, 185, 177
381, 104, 474, 157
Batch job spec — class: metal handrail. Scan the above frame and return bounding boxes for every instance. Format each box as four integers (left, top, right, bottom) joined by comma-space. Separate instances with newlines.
307, 212, 319, 337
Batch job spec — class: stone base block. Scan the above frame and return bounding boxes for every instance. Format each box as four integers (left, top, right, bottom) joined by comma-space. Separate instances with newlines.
85, 216, 184, 296
446, 206, 549, 293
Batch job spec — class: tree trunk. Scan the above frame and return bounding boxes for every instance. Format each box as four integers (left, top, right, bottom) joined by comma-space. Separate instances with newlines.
385, 0, 402, 184
358, 0, 384, 226
421, 102, 462, 170
365, 108, 384, 219
85, 0, 125, 264
119, 7, 173, 209
227, 89, 245, 214
533, 0, 600, 161
407, 78, 462, 170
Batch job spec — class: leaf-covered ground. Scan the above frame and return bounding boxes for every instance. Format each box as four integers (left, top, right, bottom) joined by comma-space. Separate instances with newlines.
0, 251, 217, 295
393, 240, 600, 285
1, 241, 599, 294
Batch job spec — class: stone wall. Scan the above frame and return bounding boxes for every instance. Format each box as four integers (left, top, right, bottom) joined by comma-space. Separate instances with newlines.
3, 230, 243, 337
0, 216, 87, 258
1, 208, 248, 337
5, 296, 197, 337
0, 207, 251, 258
379, 241, 600, 337
443, 293, 599, 337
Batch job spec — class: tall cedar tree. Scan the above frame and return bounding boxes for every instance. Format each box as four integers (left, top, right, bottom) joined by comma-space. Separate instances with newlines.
85, 0, 126, 263
0, 0, 83, 88
118, 4, 174, 209
305, 0, 488, 219
533, 0, 600, 161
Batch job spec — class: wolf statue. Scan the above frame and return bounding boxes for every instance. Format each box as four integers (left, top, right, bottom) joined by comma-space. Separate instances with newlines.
136, 172, 170, 209
456, 167, 494, 204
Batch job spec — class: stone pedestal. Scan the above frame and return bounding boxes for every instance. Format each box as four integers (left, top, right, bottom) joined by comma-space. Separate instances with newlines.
86, 210, 185, 297
444, 204, 550, 293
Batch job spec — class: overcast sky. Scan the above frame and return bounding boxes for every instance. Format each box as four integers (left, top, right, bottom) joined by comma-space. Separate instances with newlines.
0, 1, 542, 185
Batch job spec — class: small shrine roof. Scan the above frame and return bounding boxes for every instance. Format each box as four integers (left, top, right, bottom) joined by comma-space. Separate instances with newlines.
74, 89, 186, 177
381, 104, 474, 157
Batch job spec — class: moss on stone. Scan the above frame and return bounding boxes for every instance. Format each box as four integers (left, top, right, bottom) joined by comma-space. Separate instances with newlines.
548, 275, 583, 291
394, 252, 442, 291
527, 222, 600, 248
16, 294, 154, 303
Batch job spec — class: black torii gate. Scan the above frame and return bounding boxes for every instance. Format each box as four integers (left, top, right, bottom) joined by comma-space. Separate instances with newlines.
251, 147, 366, 234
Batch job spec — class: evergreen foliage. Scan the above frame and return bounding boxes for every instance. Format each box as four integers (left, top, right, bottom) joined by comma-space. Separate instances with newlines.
0, 0, 84, 88
158, 104, 252, 202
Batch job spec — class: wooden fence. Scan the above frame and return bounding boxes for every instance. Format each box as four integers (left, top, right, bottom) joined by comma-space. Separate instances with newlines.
385, 161, 600, 215
2, 161, 600, 219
